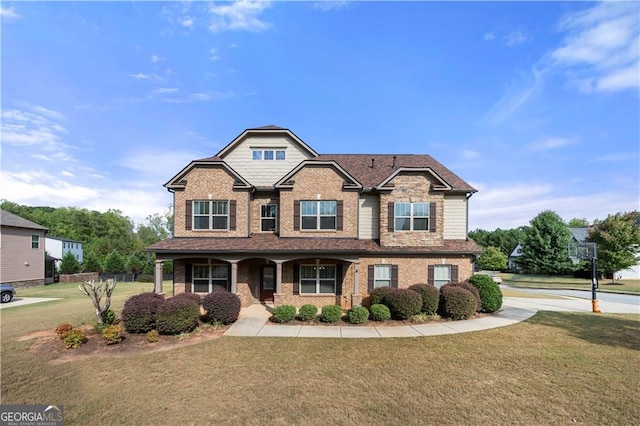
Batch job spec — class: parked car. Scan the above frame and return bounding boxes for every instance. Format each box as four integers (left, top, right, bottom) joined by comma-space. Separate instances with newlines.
477, 272, 503, 284
1, 283, 16, 303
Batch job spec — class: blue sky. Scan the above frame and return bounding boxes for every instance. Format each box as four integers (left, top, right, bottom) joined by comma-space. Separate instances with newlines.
1, 1, 638, 231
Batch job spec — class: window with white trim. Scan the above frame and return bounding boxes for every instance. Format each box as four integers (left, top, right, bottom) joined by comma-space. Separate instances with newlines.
300, 264, 336, 294
301, 200, 336, 230
193, 200, 228, 230
433, 265, 451, 289
261, 204, 277, 232
395, 202, 429, 231
252, 149, 286, 160
374, 265, 392, 288
193, 264, 229, 293
31, 235, 40, 249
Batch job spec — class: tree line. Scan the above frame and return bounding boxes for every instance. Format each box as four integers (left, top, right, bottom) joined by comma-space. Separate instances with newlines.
469, 210, 640, 279
1, 200, 173, 275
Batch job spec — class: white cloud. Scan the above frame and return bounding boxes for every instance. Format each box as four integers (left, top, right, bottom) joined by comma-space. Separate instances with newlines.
129, 73, 151, 80
481, 67, 544, 127
180, 17, 194, 28
483, 32, 495, 41
551, 2, 639, 93
468, 182, 638, 230
594, 151, 639, 162
461, 149, 480, 160
529, 137, 576, 151
503, 30, 527, 46
208, 0, 270, 32
150, 55, 164, 63
0, 6, 20, 21
210, 48, 221, 60
313, 1, 350, 12
61, 171, 75, 178
151, 87, 179, 95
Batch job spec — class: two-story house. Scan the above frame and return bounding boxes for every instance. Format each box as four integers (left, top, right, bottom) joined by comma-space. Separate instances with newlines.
147, 126, 480, 308
45, 236, 84, 268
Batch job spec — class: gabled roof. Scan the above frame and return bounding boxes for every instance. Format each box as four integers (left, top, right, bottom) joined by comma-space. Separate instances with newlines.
0, 209, 48, 231
164, 159, 252, 190
46, 236, 83, 244
274, 160, 363, 190
216, 126, 319, 158
314, 154, 476, 192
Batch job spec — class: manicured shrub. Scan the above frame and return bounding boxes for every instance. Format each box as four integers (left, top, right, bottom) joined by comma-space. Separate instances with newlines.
369, 286, 395, 306
146, 330, 160, 343
320, 305, 343, 323
450, 282, 482, 312
202, 291, 241, 325
101, 309, 117, 326
408, 284, 440, 315
369, 304, 391, 321
63, 328, 85, 349
172, 292, 202, 306
101, 324, 123, 345
298, 304, 318, 322
347, 306, 369, 324
439, 286, 476, 320
384, 288, 422, 320
137, 274, 154, 283
122, 292, 166, 333
156, 297, 200, 335
469, 274, 503, 313
272, 305, 297, 323
55, 323, 73, 339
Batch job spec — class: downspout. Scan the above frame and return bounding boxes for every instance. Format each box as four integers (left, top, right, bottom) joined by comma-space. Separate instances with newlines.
465, 192, 472, 240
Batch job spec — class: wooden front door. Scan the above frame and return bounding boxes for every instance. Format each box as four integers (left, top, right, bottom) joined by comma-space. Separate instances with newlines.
260, 265, 275, 302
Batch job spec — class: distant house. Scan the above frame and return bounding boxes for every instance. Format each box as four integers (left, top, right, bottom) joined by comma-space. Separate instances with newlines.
508, 244, 523, 271
0, 209, 49, 287
46, 236, 84, 267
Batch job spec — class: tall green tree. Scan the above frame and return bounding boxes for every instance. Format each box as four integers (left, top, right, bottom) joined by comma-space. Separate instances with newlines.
588, 211, 640, 283
517, 210, 574, 275
469, 227, 526, 257
103, 250, 127, 274
59, 251, 81, 274
82, 251, 102, 273
567, 218, 590, 227
476, 246, 508, 271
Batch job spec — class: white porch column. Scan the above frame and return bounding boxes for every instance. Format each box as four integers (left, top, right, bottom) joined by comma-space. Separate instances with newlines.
352, 260, 361, 306
154, 260, 163, 294
230, 261, 238, 294
275, 261, 283, 294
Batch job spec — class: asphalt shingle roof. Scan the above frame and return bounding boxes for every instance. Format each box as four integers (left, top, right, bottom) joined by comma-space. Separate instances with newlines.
0, 209, 48, 231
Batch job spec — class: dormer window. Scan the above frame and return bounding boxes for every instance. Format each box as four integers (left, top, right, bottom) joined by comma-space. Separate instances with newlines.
252, 149, 286, 160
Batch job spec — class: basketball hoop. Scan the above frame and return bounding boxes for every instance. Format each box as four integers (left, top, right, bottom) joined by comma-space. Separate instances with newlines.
568, 241, 600, 313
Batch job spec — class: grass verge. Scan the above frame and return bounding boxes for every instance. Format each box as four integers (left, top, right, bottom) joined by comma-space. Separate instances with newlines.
502, 273, 640, 294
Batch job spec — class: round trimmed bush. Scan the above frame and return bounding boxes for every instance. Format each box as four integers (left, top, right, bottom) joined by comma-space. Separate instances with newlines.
439, 286, 476, 320
408, 284, 439, 314
369, 304, 391, 321
347, 306, 369, 324
469, 274, 503, 313
384, 288, 422, 320
122, 292, 166, 333
101, 309, 117, 326
298, 304, 318, 322
369, 286, 395, 306
156, 297, 200, 335
272, 305, 296, 323
202, 291, 242, 324
450, 282, 481, 312
172, 292, 202, 306
320, 305, 343, 323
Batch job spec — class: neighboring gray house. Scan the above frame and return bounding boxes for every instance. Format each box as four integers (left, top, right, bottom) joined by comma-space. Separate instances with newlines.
45, 236, 84, 267
508, 244, 522, 271
0, 209, 49, 287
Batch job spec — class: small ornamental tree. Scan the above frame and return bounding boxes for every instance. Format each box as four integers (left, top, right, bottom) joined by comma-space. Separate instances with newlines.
59, 250, 81, 274
126, 254, 144, 274
78, 279, 117, 325
82, 251, 102, 273
476, 246, 508, 271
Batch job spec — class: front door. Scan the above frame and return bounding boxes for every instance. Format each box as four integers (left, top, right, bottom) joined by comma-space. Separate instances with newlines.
260, 265, 275, 302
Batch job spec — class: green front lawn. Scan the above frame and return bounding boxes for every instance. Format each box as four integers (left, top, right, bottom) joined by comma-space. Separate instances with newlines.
1, 282, 639, 424
502, 273, 640, 294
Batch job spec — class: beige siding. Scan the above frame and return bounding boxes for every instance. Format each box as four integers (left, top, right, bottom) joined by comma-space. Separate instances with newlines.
358, 195, 379, 240
0, 227, 46, 283
443, 194, 468, 239
223, 135, 314, 186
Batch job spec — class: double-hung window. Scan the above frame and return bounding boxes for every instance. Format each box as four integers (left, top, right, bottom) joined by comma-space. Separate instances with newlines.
261, 204, 277, 232
432, 265, 451, 289
193, 200, 228, 230
300, 265, 336, 294
301, 200, 336, 230
193, 264, 229, 293
252, 149, 286, 160
395, 202, 429, 231
31, 235, 40, 249
374, 265, 392, 288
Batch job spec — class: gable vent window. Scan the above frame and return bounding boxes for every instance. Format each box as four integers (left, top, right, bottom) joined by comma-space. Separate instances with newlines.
252, 149, 286, 161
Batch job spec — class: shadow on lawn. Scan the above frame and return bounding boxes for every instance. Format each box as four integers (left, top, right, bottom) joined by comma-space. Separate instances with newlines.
529, 311, 640, 351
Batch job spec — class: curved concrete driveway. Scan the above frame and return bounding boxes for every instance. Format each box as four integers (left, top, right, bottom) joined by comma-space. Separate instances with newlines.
224, 292, 640, 338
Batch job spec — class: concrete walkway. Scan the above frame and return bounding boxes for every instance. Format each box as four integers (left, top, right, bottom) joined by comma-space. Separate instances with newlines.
0, 297, 62, 310
225, 296, 640, 338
